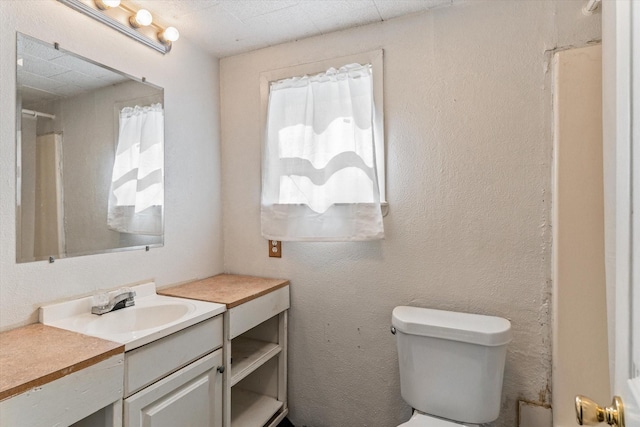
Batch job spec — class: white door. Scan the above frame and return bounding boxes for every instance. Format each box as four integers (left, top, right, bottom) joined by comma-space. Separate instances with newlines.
587, 0, 640, 425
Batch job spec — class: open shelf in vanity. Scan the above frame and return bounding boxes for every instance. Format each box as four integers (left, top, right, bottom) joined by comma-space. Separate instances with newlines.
159, 274, 289, 427
231, 335, 282, 386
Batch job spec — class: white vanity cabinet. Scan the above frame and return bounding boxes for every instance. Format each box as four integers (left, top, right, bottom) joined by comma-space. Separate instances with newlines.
124, 315, 224, 427
26, 282, 227, 427
158, 274, 290, 427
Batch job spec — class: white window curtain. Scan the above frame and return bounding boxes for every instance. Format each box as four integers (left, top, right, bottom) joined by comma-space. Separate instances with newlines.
107, 103, 164, 236
261, 63, 384, 241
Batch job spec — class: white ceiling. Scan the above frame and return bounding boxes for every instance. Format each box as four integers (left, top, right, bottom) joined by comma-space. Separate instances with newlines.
19, 0, 456, 106
18, 36, 129, 108
130, 0, 454, 57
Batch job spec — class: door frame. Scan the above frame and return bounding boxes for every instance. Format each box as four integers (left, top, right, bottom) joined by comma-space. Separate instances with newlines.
603, 0, 639, 418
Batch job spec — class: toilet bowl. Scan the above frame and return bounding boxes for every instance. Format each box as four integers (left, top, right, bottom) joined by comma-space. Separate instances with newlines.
392, 306, 511, 427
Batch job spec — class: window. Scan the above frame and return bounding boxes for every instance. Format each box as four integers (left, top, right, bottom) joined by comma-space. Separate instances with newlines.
260, 50, 385, 241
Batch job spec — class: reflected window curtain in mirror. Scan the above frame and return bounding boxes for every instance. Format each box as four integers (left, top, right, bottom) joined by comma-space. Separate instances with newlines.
107, 103, 164, 235
261, 63, 384, 241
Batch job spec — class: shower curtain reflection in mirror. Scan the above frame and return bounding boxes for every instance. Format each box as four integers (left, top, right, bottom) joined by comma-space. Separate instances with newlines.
18, 113, 66, 261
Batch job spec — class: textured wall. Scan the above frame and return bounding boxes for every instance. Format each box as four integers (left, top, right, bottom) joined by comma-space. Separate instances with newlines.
219, 2, 600, 426
0, 0, 223, 330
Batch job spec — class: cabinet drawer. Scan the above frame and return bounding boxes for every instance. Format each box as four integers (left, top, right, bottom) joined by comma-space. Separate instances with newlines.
125, 315, 222, 397
229, 286, 289, 339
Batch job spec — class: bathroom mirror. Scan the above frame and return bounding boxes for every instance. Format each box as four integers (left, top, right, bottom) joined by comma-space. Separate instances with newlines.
16, 33, 164, 263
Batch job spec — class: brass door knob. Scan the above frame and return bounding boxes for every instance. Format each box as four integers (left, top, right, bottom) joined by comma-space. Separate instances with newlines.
575, 395, 625, 427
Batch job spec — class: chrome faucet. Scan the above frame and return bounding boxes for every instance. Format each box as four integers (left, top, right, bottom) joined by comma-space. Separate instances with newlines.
91, 289, 136, 315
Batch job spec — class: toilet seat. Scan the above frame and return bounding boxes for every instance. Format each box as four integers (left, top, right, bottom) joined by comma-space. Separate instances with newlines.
397, 411, 477, 427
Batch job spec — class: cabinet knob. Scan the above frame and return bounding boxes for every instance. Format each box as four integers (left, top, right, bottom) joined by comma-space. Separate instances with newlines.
217, 366, 225, 374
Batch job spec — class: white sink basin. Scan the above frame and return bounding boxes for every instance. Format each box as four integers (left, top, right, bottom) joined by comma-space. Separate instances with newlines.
40, 282, 226, 351
85, 303, 190, 335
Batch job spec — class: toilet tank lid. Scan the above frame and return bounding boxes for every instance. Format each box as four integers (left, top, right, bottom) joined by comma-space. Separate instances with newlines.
392, 306, 512, 346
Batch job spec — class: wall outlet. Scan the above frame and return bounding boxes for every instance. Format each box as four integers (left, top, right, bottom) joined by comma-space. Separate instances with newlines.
268, 240, 281, 258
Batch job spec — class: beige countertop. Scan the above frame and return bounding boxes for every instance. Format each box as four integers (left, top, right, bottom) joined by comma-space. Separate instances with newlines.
0, 323, 123, 401
158, 274, 289, 308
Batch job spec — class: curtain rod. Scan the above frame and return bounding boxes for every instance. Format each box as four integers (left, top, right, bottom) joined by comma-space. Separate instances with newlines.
21, 109, 56, 120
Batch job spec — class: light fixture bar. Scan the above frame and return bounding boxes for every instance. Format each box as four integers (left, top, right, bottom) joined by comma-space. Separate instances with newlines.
57, 0, 171, 54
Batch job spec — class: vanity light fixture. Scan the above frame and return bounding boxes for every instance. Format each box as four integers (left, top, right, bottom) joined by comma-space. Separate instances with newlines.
94, 0, 120, 9
130, 9, 153, 28
57, 0, 179, 54
158, 27, 180, 43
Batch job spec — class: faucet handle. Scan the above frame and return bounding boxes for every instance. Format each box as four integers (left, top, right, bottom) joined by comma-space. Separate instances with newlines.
92, 293, 109, 307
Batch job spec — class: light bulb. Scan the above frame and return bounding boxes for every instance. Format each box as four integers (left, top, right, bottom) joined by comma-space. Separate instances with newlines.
95, 0, 120, 9
130, 9, 152, 27
159, 27, 180, 43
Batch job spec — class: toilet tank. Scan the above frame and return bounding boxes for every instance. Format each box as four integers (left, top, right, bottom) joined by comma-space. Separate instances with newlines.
392, 306, 511, 424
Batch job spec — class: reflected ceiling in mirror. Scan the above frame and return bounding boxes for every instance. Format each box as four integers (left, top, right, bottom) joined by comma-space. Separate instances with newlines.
16, 33, 164, 263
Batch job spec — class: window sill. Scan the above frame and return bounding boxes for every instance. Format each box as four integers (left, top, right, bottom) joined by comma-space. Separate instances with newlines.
270, 202, 389, 217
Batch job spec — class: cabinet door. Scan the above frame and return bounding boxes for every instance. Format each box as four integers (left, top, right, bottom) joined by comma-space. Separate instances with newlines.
125, 350, 222, 427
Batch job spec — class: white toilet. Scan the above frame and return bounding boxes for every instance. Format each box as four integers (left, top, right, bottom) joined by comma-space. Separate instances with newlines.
392, 306, 512, 426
